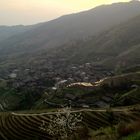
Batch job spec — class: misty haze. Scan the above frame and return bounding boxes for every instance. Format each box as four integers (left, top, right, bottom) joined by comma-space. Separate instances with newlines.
0, 0, 140, 140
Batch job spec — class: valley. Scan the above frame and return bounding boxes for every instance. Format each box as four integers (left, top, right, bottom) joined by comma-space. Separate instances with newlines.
0, 1, 140, 140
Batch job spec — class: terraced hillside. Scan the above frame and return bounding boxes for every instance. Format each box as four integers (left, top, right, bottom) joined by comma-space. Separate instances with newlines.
0, 107, 140, 140
36, 72, 140, 109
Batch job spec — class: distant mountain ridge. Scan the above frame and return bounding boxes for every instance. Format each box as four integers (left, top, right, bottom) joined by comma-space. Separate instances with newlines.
0, 25, 32, 42
48, 14, 140, 69
0, 1, 140, 75
0, 1, 140, 54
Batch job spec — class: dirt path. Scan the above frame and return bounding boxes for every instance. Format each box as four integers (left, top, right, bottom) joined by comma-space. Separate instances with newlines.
11, 108, 128, 116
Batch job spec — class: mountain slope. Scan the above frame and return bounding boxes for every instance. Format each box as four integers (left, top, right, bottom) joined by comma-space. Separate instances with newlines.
0, 1, 140, 55
48, 14, 140, 69
0, 1, 140, 79
0, 25, 33, 42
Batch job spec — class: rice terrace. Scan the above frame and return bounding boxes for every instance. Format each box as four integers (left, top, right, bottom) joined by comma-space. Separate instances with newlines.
0, 0, 140, 139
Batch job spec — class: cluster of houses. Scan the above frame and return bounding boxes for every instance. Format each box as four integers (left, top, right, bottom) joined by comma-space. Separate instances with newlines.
4, 62, 113, 91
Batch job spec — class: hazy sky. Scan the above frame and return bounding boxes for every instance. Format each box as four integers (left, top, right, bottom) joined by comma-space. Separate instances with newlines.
0, 0, 132, 25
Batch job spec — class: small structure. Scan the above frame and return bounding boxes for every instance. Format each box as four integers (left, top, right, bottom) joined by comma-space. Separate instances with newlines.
55, 80, 68, 88
52, 87, 57, 90
82, 104, 90, 108
9, 73, 17, 78
131, 84, 139, 88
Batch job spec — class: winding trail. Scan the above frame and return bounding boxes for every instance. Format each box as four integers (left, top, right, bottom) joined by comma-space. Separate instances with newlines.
11, 108, 127, 116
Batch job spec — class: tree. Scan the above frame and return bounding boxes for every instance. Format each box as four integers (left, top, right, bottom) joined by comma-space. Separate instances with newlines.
39, 107, 82, 140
